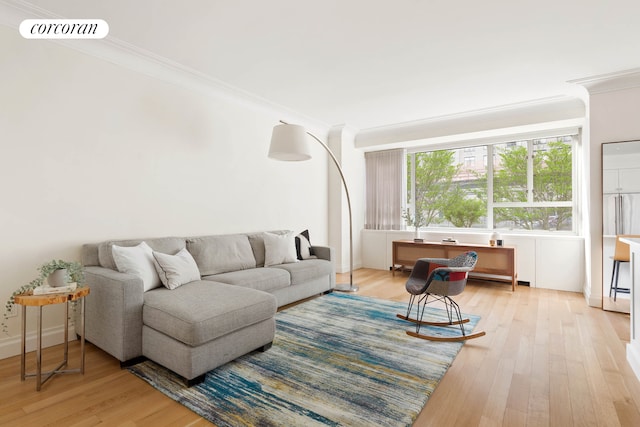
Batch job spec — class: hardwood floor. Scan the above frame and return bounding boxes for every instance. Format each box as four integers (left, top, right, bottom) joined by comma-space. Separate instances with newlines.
1, 269, 639, 426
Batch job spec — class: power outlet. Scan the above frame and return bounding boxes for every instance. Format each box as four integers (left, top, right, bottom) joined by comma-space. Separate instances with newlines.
6, 304, 18, 318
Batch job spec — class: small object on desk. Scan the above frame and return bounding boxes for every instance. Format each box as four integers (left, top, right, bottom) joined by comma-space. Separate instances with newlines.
441, 238, 458, 244
32, 282, 77, 295
413, 238, 424, 242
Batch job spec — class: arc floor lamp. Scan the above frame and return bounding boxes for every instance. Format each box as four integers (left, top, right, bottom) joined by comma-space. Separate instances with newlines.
269, 121, 358, 292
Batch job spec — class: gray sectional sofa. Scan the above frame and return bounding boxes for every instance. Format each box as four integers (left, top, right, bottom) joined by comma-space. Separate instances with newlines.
76, 230, 335, 384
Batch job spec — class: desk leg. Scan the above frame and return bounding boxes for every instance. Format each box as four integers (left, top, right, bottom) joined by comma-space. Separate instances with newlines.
36, 306, 42, 391
20, 305, 26, 381
80, 297, 86, 374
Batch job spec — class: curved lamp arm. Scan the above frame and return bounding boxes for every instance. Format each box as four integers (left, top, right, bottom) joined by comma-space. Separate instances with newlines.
271, 120, 357, 291
304, 130, 354, 290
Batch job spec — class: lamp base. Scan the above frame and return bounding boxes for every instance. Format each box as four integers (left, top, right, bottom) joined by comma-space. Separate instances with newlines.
334, 283, 359, 293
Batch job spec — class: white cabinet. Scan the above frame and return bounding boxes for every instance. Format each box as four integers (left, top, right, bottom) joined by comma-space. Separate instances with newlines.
603, 169, 620, 193
603, 167, 640, 193
619, 168, 640, 192
360, 229, 584, 291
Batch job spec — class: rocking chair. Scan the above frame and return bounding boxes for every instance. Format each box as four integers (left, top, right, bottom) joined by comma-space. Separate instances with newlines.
396, 251, 485, 342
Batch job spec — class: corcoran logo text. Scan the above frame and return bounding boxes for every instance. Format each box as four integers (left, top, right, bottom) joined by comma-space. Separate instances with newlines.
20, 19, 109, 39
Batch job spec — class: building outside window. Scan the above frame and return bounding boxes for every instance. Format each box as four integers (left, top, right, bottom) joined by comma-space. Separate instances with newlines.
464, 156, 475, 168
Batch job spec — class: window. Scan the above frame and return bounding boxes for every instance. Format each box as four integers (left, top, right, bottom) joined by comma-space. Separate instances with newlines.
405, 134, 576, 232
464, 156, 475, 168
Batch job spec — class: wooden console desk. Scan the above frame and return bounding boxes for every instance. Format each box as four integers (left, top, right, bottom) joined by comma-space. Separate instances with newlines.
392, 240, 517, 291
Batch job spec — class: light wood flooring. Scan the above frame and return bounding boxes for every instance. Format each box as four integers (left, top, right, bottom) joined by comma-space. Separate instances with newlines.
1, 269, 639, 426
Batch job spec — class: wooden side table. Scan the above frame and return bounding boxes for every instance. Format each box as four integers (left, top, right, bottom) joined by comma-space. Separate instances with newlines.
14, 286, 90, 391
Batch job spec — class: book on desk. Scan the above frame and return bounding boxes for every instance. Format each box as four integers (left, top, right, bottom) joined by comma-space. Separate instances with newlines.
32, 282, 78, 295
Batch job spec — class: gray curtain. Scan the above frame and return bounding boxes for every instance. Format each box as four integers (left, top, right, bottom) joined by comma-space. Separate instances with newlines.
365, 149, 404, 230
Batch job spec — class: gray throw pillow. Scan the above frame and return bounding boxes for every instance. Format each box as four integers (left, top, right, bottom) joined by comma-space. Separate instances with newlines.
152, 248, 201, 290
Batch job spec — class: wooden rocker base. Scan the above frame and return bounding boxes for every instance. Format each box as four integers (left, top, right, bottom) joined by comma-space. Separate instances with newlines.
406, 330, 486, 342
396, 313, 470, 327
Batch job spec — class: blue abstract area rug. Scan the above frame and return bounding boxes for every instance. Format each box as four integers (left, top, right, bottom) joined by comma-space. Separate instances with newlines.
127, 293, 481, 427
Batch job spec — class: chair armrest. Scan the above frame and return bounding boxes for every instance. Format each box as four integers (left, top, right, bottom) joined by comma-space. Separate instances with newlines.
74, 266, 145, 362
417, 257, 453, 266
312, 245, 334, 262
433, 266, 475, 273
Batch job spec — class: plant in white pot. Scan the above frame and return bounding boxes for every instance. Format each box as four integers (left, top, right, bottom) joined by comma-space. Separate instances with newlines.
2, 259, 85, 333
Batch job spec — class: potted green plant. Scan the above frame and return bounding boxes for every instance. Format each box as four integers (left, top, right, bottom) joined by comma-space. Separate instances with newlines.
402, 207, 426, 242
2, 260, 85, 333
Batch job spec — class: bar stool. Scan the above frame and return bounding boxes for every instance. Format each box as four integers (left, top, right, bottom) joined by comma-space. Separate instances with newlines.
609, 235, 640, 301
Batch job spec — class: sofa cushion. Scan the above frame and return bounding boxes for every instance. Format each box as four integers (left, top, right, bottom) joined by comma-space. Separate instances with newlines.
187, 234, 256, 275
112, 242, 162, 292
203, 267, 290, 293
152, 248, 201, 290
295, 229, 315, 260
143, 281, 276, 347
270, 259, 334, 285
247, 230, 289, 268
98, 237, 186, 270
263, 231, 298, 267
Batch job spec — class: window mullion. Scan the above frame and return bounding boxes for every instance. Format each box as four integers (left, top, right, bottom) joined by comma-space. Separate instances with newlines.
527, 141, 534, 203
408, 153, 415, 223
487, 145, 494, 229
494, 201, 572, 208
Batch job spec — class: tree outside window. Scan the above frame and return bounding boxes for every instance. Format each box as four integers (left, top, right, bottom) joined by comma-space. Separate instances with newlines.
406, 135, 575, 232
407, 148, 486, 229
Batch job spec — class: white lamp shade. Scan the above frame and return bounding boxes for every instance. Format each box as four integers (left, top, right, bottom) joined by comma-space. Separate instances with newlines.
269, 123, 312, 161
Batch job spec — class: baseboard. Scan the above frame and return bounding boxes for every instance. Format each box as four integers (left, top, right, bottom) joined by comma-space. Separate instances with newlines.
0, 324, 77, 360
627, 342, 640, 382
587, 294, 602, 308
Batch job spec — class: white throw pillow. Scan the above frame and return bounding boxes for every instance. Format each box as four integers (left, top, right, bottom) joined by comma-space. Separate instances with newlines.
152, 248, 201, 290
112, 242, 161, 292
263, 231, 299, 267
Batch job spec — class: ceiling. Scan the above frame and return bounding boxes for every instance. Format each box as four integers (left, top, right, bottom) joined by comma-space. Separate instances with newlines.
11, 0, 640, 130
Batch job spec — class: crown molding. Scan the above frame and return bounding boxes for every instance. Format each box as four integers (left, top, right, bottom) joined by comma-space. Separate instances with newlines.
0, 0, 329, 131
356, 96, 585, 149
569, 68, 640, 95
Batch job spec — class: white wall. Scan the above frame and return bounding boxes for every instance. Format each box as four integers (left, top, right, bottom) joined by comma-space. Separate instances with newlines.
579, 74, 640, 307
0, 26, 331, 356
328, 125, 365, 274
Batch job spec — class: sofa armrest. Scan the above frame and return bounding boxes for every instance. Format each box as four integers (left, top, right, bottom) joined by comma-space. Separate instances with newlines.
312, 245, 333, 262
75, 266, 145, 362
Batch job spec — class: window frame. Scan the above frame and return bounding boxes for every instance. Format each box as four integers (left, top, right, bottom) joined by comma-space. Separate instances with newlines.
405, 133, 579, 234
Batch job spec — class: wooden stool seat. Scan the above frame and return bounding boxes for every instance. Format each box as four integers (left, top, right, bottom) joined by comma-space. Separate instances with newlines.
609, 235, 640, 301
